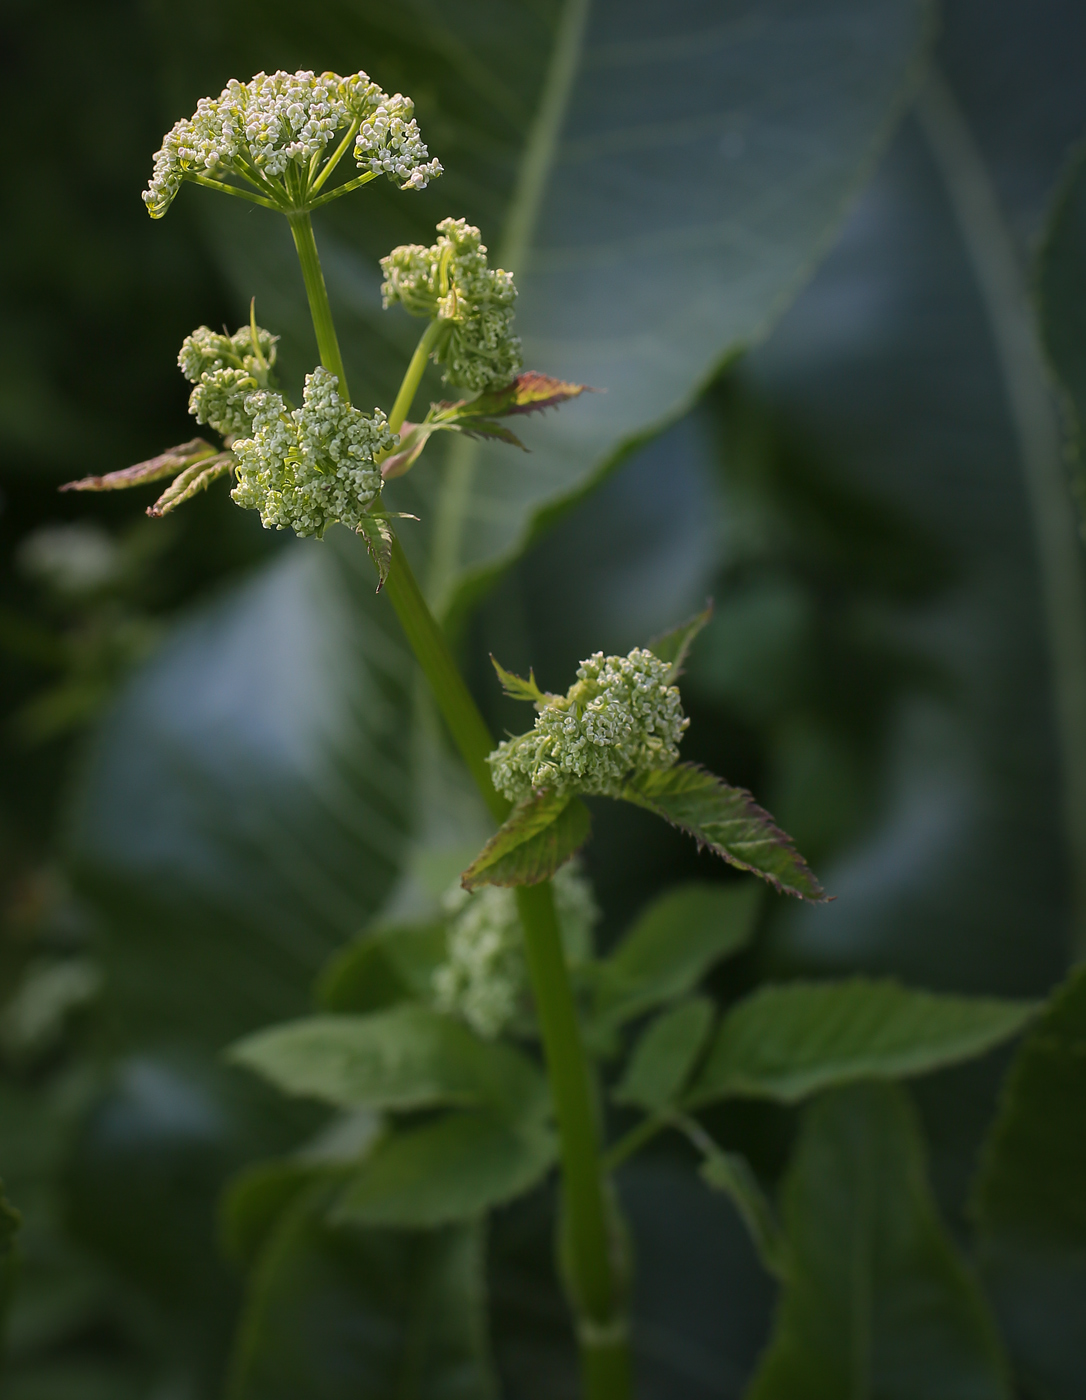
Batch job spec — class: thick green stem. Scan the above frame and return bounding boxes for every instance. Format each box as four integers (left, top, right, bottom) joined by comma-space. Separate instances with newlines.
291, 218, 631, 1399
289, 213, 349, 394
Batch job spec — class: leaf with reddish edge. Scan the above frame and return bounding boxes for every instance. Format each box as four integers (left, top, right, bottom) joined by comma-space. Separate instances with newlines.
60, 438, 219, 492
648, 602, 714, 682
147, 453, 233, 517
455, 372, 595, 420
489, 655, 549, 705
621, 762, 826, 902
461, 790, 591, 890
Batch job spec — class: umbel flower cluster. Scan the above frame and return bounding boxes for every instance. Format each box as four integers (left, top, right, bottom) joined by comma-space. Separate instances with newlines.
382, 218, 522, 392
144, 69, 441, 218
433, 864, 598, 1037
488, 649, 689, 802
230, 369, 395, 537
179, 324, 279, 440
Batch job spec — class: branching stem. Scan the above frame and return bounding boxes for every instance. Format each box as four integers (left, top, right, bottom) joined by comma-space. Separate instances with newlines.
289, 216, 632, 1399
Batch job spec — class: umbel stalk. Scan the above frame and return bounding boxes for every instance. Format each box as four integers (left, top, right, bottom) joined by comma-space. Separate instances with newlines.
291, 217, 631, 1399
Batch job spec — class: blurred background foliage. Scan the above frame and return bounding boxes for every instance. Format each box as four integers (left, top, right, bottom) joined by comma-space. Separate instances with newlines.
1, 1, 1085, 1397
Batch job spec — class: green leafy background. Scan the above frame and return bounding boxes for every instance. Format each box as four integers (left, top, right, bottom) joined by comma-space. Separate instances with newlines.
3, 1, 1086, 1398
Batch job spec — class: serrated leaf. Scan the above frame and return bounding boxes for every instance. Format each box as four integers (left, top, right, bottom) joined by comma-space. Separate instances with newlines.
451, 373, 592, 421
355, 515, 394, 590
489, 655, 548, 704
688, 978, 1037, 1107
622, 762, 825, 900
694, 1141, 789, 1283
147, 452, 233, 517
227, 1182, 496, 1400
332, 1111, 556, 1229
614, 998, 714, 1112
228, 1004, 547, 1123
593, 881, 761, 1030
647, 603, 714, 681
59, 438, 217, 492
461, 790, 590, 891
973, 964, 1086, 1400
314, 923, 448, 1014
748, 1083, 1012, 1400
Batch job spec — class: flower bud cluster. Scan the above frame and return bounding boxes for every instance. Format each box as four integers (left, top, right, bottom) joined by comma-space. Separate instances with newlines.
433, 864, 597, 1038
178, 324, 278, 440
230, 367, 395, 537
144, 70, 440, 218
488, 649, 689, 802
381, 218, 522, 392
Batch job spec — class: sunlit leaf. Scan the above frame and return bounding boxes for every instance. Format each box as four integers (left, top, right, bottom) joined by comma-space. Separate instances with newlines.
621, 763, 825, 900
688, 978, 1037, 1106
490, 655, 548, 705
59, 438, 217, 493
973, 965, 1086, 1400
747, 1084, 1012, 1400
461, 790, 590, 890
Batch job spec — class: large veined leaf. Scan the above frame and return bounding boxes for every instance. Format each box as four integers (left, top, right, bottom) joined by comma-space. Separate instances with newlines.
688, 979, 1036, 1106
332, 1111, 556, 1228
972, 965, 1086, 1400
163, 0, 934, 613
228, 1182, 496, 1400
229, 1005, 547, 1121
747, 1083, 1012, 1400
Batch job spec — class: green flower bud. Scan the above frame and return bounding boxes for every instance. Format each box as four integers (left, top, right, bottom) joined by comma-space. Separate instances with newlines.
230, 366, 395, 537
179, 323, 278, 439
381, 218, 522, 392
144, 69, 441, 218
488, 649, 689, 803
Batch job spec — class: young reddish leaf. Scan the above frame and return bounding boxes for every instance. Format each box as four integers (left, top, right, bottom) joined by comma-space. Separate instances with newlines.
622, 762, 826, 901
490, 655, 548, 704
380, 422, 434, 480
461, 790, 591, 890
60, 439, 219, 493
147, 453, 233, 517
464, 372, 595, 419
647, 602, 714, 681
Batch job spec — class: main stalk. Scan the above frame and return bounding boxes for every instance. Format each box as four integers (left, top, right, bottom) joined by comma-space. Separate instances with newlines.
291, 216, 630, 1398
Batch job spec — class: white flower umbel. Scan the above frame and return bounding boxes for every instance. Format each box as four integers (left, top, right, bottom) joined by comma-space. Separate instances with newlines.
488, 649, 689, 803
144, 70, 441, 219
179, 323, 279, 440
381, 218, 522, 392
231, 367, 395, 537
433, 864, 598, 1038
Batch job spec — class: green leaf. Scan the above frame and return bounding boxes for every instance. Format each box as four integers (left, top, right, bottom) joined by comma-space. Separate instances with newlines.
1037, 141, 1086, 531
228, 1005, 547, 1122
228, 1183, 496, 1400
747, 1083, 1012, 1400
621, 763, 825, 900
489, 655, 548, 704
972, 964, 1086, 1400
314, 923, 448, 1014
693, 1139, 789, 1283
220, 1159, 317, 1271
647, 603, 714, 682
689, 978, 1037, 1106
460, 790, 591, 891
593, 881, 761, 1029
453, 373, 593, 422
332, 1111, 556, 1229
613, 998, 715, 1112
1, 1177, 21, 1331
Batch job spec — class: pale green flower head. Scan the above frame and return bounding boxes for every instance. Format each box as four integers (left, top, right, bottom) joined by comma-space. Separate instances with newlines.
230, 366, 395, 537
144, 69, 441, 219
433, 863, 597, 1038
179, 323, 278, 439
381, 217, 522, 392
488, 649, 689, 803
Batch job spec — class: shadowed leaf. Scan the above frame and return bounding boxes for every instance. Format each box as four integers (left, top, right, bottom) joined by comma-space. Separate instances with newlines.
614, 998, 715, 1111
688, 978, 1038, 1106
461, 790, 590, 891
621, 762, 825, 900
648, 603, 714, 681
692, 1136, 789, 1282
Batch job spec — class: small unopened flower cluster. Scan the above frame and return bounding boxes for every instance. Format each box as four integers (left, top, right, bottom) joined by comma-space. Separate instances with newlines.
381, 218, 522, 392
230, 368, 395, 537
488, 649, 689, 803
178, 324, 278, 439
434, 864, 597, 1037
144, 69, 440, 218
